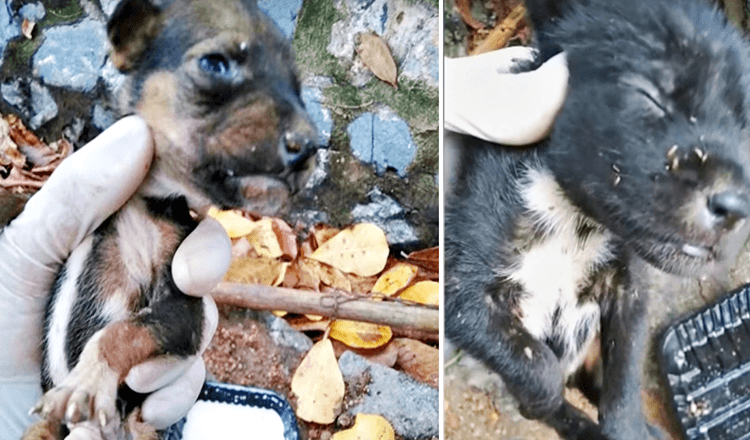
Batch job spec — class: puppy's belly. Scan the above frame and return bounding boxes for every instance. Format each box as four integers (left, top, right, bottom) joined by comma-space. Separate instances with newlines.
504, 166, 616, 375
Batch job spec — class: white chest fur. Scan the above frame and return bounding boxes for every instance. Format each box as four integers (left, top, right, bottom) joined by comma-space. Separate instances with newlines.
503, 167, 616, 374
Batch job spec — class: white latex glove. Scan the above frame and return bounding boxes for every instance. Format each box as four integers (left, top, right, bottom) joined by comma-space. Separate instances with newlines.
444, 46, 569, 145
0, 116, 231, 439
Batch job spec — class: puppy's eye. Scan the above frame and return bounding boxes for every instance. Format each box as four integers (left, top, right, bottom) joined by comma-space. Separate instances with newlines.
199, 54, 232, 78
636, 89, 669, 117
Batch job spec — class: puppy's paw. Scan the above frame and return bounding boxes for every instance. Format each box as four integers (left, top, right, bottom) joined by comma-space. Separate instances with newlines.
33, 332, 120, 431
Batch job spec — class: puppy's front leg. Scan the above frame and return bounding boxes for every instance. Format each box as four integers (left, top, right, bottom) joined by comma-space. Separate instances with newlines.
33, 289, 204, 433
598, 278, 661, 440
446, 285, 604, 440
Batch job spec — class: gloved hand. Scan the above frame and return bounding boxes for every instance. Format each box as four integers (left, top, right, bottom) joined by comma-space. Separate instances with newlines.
444, 46, 569, 145
0, 116, 231, 439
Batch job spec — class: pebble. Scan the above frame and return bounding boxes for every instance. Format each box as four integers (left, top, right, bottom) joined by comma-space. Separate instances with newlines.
33, 19, 108, 93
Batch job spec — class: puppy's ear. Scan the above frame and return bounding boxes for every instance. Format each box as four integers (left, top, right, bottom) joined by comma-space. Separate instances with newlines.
107, 0, 163, 71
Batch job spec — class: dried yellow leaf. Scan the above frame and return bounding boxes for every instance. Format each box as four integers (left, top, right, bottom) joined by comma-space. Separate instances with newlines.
208, 207, 257, 238
332, 414, 395, 440
372, 263, 419, 297
248, 218, 283, 259
223, 256, 289, 287
309, 223, 389, 277
398, 281, 439, 306
330, 320, 393, 349
291, 338, 345, 424
358, 33, 398, 88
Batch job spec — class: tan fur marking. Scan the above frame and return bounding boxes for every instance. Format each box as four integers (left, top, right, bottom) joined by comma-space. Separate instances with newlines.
215, 101, 280, 155
100, 322, 158, 380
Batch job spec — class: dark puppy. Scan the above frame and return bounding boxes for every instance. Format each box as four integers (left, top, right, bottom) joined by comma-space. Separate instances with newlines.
445, 0, 750, 438
23, 0, 316, 438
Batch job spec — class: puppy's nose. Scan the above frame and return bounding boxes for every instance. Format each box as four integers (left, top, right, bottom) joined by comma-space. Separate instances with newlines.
707, 191, 750, 229
280, 114, 319, 169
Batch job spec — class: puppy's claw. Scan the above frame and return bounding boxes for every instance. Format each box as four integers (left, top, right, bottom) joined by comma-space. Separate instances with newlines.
28, 400, 43, 416
98, 409, 108, 429
65, 398, 90, 424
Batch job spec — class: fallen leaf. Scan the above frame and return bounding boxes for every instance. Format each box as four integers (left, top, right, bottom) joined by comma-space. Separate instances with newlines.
405, 246, 439, 273
208, 208, 257, 238
312, 224, 340, 250
291, 338, 345, 424
248, 218, 283, 259
393, 338, 439, 388
303, 258, 351, 292
346, 272, 378, 295
22, 19, 35, 39
372, 263, 419, 297
285, 259, 321, 291
332, 414, 395, 440
330, 319, 392, 349
0, 118, 26, 169
331, 338, 399, 368
357, 33, 398, 88
455, 0, 485, 29
398, 280, 439, 306
309, 223, 389, 277
272, 218, 298, 260
230, 237, 253, 259
223, 256, 288, 287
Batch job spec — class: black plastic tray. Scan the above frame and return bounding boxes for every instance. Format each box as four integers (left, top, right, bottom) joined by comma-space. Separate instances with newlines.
661, 283, 750, 440
161, 382, 299, 440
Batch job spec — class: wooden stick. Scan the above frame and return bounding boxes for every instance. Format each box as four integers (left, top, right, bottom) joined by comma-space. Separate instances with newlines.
211, 282, 439, 334
470, 3, 526, 56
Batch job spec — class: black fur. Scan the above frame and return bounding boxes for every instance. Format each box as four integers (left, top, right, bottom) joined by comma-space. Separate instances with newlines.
445, 0, 750, 438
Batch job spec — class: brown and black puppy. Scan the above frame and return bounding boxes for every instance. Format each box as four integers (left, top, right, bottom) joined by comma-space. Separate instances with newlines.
23, 0, 317, 438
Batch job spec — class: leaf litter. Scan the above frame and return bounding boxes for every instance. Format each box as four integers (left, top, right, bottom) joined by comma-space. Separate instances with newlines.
208, 207, 440, 438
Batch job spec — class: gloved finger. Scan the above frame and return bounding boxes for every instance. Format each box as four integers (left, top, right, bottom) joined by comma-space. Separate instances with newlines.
172, 218, 232, 297
444, 51, 569, 145
64, 421, 103, 440
1, 115, 153, 292
125, 296, 217, 393
140, 358, 206, 429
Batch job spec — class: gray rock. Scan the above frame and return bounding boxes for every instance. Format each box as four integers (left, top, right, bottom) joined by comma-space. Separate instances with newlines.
301, 81, 333, 146
100, 0, 121, 17
0, 3, 21, 65
1, 78, 58, 129
351, 187, 418, 246
262, 312, 313, 355
304, 149, 330, 191
289, 209, 330, 227
100, 58, 128, 96
33, 19, 108, 93
347, 108, 416, 177
338, 351, 438, 439
19, 3, 45, 22
327, 0, 438, 87
258, 0, 303, 39
92, 104, 116, 130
